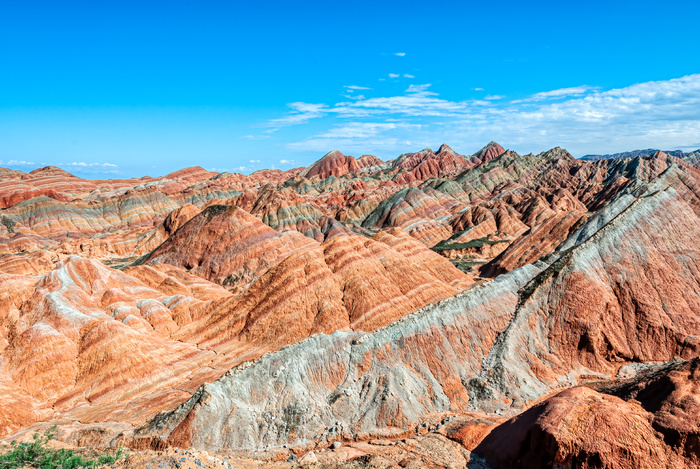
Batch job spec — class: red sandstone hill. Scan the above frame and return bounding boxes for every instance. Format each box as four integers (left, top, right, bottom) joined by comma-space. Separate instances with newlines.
301, 150, 383, 179
391, 144, 472, 184
1, 142, 699, 468
474, 359, 700, 468
145, 204, 318, 291
469, 141, 506, 165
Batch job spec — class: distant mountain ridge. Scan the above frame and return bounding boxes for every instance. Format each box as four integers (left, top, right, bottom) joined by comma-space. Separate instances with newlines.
580, 148, 699, 161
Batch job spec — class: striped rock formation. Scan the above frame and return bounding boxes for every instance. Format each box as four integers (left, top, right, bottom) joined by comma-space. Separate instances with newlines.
1, 142, 699, 468
301, 150, 384, 179
128, 163, 700, 457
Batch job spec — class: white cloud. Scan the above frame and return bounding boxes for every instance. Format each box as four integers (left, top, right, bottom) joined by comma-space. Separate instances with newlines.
287, 122, 423, 154
209, 166, 248, 173
395, 52, 406, 57
60, 162, 118, 167
265, 102, 329, 131
267, 82, 464, 127
319, 122, 418, 139
403, 74, 415, 78
388, 73, 400, 78
210, 166, 250, 173
345, 85, 371, 90
249, 159, 261, 163
450, 74, 700, 155
333, 96, 462, 118
341, 94, 366, 100
513, 85, 597, 103
472, 87, 484, 91
0, 160, 120, 174
406, 84, 432, 93
268, 74, 700, 157
287, 136, 410, 154
279, 159, 298, 165
485, 95, 505, 100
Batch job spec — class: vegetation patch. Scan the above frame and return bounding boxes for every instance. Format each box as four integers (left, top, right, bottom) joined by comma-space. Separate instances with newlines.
0, 426, 124, 469
101, 256, 141, 269
203, 204, 230, 217
432, 236, 508, 251
450, 259, 486, 273
127, 252, 152, 267
1, 216, 16, 234
519, 252, 571, 303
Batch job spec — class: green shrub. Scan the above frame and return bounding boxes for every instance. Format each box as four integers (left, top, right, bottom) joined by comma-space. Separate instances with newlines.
0, 426, 123, 469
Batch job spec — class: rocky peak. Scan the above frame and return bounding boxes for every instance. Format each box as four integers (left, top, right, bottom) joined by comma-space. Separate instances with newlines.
162, 166, 218, 183
437, 143, 457, 155
470, 141, 506, 165
541, 146, 574, 161
302, 150, 363, 179
27, 166, 78, 178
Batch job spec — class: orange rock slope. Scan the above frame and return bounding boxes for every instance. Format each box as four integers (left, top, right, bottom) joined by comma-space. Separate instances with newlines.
474, 359, 700, 468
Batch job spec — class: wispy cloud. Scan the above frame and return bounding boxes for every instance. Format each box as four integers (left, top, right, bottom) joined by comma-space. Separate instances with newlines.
513, 85, 597, 103
2, 160, 36, 166
319, 122, 419, 139
341, 94, 366, 100
388, 73, 400, 78
331, 83, 472, 118
287, 122, 421, 154
279, 159, 298, 165
267, 74, 700, 157
265, 83, 468, 127
403, 74, 415, 78
249, 159, 261, 163
265, 102, 329, 132
208, 166, 250, 173
60, 162, 118, 167
395, 52, 406, 57
0, 160, 121, 175
406, 84, 431, 93
453, 74, 700, 154
345, 85, 371, 90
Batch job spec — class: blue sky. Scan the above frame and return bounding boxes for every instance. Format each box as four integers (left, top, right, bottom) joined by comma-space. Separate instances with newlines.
1, 0, 700, 178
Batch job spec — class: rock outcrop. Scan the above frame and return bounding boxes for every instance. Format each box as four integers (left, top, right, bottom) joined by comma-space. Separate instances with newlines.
475, 358, 700, 468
